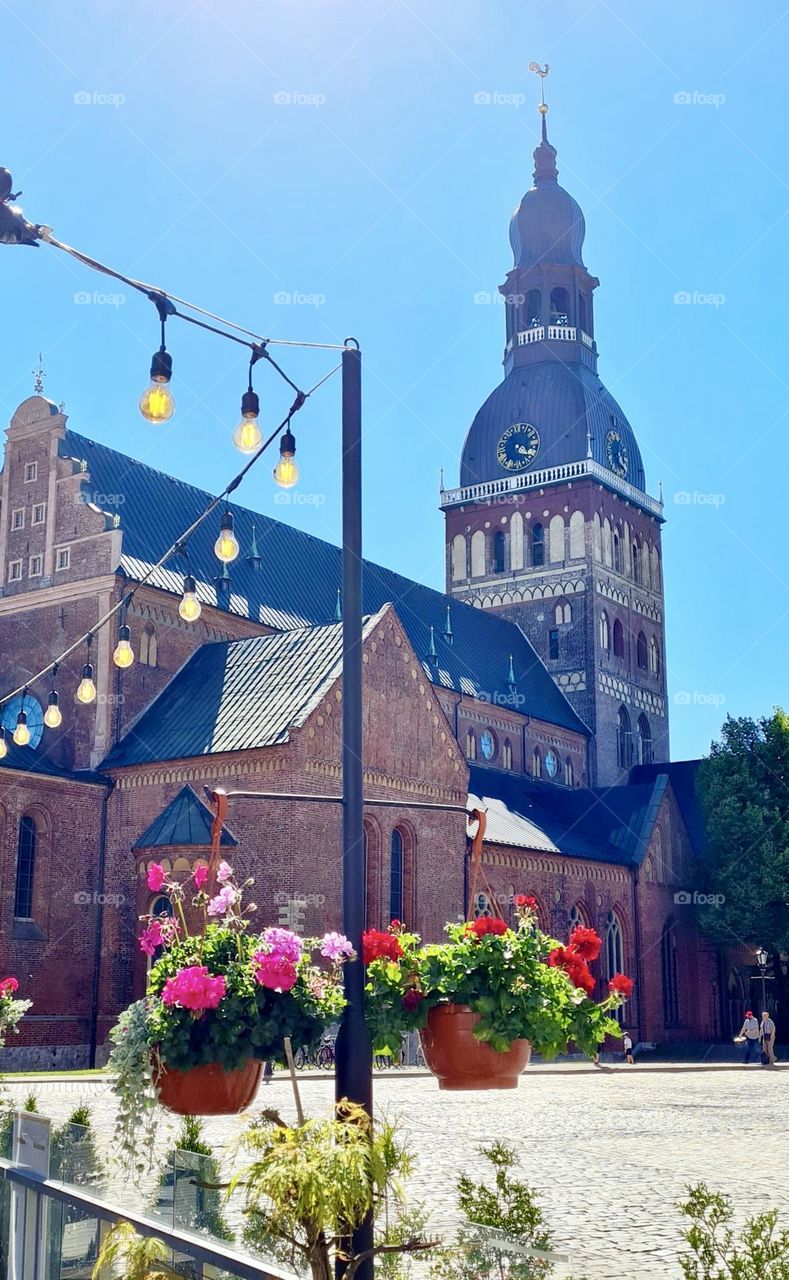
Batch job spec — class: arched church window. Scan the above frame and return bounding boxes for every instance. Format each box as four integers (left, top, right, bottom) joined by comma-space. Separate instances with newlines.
616, 706, 632, 769
631, 542, 640, 584
651, 545, 661, 589
605, 910, 625, 1023
637, 714, 652, 765
613, 531, 622, 574
492, 530, 506, 574
471, 530, 486, 577
602, 519, 613, 567
531, 523, 544, 567
613, 618, 625, 658
649, 636, 660, 675
451, 534, 467, 582
569, 510, 585, 559
524, 288, 541, 328
636, 631, 648, 670
466, 729, 477, 761
564, 756, 574, 786
550, 287, 570, 326
140, 623, 158, 667
578, 292, 588, 334
510, 512, 524, 571
599, 610, 610, 651
661, 918, 680, 1025
554, 601, 571, 625
389, 829, 404, 925
569, 902, 589, 931
503, 739, 513, 770
532, 747, 542, 778
641, 539, 651, 589
549, 515, 565, 563
14, 815, 37, 919
148, 893, 174, 967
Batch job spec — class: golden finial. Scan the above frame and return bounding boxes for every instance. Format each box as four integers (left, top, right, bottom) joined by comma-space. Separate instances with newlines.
32, 353, 45, 396
528, 62, 550, 117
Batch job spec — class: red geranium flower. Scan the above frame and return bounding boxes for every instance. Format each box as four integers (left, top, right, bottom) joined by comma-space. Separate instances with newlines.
547, 946, 568, 967
515, 894, 538, 910
568, 925, 602, 963
563, 955, 596, 995
609, 973, 635, 998
401, 988, 424, 1012
362, 929, 404, 966
469, 916, 509, 939
0, 977, 19, 996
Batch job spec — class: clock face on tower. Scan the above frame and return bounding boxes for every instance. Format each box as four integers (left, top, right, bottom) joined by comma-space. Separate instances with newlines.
496, 423, 540, 472
606, 429, 629, 477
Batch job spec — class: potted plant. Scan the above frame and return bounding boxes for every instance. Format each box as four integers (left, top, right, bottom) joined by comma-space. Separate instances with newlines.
108, 858, 352, 1143
0, 976, 31, 1067
363, 898, 633, 1090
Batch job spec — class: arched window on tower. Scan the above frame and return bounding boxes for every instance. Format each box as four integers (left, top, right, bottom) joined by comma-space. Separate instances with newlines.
140, 623, 158, 667
636, 631, 648, 670
605, 911, 626, 1023
554, 601, 572, 625
14, 815, 37, 919
532, 747, 542, 778
550, 286, 570, 326
641, 539, 651, 589
578, 292, 588, 334
493, 530, 506, 574
564, 756, 574, 787
466, 729, 477, 761
637, 714, 652, 766
661, 917, 680, 1026
613, 531, 622, 574
471, 530, 486, 577
651, 546, 661, 589
148, 893, 174, 968
617, 706, 632, 769
613, 618, 625, 658
531, 523, 544, 567
599, 610, 610, 651
569, 510, 585, 558
503, 739, 513, 770
389, 829, 404, 925
451, 534, 467, 582
631, 542, 640, 585
649, 636, 660, 675
524, 288, 541, 328
510, 512, 524, 571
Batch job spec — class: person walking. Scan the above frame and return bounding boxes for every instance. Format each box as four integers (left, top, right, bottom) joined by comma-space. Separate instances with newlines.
622, 1031, 635, 1065
737, 1010, 761, 1064
760, 1011, 777, 1066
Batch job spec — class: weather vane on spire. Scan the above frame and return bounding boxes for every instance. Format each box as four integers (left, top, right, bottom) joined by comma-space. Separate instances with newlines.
528, 62, 550, 117
33, 352, 45, 396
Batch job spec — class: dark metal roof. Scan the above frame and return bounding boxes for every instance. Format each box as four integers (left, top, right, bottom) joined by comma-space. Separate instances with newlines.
0, 740, 107, 785
459, 360, 645, 490
103, 614, 380, 768
509, 128, 587, 270
469, 764, 663, 867
62, 430, 586, 736
630, 759, 705, 857
132, 785, 237, 849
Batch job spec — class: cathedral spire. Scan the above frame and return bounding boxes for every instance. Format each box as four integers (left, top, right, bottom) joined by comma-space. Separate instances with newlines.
529, 62, 557, 183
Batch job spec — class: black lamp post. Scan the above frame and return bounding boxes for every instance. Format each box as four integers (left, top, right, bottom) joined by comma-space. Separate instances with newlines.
756, 946, 769, 1013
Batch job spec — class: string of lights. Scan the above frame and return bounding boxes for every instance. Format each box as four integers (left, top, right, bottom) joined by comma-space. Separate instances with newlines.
0, 219, 348, 756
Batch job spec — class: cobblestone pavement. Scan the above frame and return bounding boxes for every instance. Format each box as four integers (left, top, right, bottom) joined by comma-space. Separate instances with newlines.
5, 1066, 788, 1278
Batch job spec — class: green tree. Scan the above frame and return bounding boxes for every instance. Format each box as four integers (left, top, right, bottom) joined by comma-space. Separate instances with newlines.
696, 711, 789, 1001
678, 1183, 789, 1278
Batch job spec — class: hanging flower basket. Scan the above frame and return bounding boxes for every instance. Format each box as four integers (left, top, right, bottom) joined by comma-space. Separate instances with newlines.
419, 1003, 531, 1090
155, 1056, 263, 1116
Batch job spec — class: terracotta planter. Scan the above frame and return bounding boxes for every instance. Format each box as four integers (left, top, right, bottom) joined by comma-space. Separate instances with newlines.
155, 1057, 263, 1116
419, 1003, 531, 1090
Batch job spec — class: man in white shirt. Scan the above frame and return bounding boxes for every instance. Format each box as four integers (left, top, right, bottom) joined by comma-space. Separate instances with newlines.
738, 1011, 761, 1063
760, 1011, 777, 1065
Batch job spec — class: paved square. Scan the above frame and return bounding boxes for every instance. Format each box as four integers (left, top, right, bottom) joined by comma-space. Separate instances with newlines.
5, 1067, 787, 1278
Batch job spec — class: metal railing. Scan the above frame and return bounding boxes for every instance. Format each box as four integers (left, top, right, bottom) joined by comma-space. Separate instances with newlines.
440, 457, 663, 519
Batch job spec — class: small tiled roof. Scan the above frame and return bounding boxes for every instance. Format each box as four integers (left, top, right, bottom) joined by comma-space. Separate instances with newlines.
132, 785, 237, 849
103, 614, 380, 768
0, 740, 106, 784
469, 764, 663, 866
61, 430, 587, 736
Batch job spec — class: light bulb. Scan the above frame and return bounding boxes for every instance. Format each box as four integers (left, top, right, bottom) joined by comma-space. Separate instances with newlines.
0, 731, 6, 760
13, 712, 30, 747
113, 624, 135, 669
139, 349, 175, 423
77, 664, 97, 704
179, 575, 201, 622
232, 389, 262, 454
44, 692, 62, 729
273, 429, 299, 488
214, 512, 239, 563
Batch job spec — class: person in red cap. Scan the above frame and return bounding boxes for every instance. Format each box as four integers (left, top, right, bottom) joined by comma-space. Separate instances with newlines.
737, 1010, 761, 1063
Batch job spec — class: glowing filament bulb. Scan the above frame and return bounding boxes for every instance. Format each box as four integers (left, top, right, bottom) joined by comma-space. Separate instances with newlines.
113, 624, 135, 669
44, 691, 62, 729
139, 349, 175, 423
273, 429, 299, 488
179, 574, 202, 622
214, 512, 239, 563
77, 664, 97, 704
13, 711, 30, 747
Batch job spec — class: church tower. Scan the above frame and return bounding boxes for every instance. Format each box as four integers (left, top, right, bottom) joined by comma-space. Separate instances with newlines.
442, 88, 668, 787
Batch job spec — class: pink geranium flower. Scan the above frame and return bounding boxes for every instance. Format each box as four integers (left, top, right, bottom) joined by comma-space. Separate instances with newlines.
193, 863, 209, 890
0, 977, 19, 996
253, 951, 298, 992
147, 863, 166, 892
320, 932, 354, 962
260, 927, 303, 964
216, 861, 233, 883
161, 966, 226, 1010
139, 920, 164, 957
207, 885, 236, 917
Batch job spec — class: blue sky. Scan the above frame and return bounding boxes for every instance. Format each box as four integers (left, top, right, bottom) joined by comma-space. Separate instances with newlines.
1, 0, 787, 762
